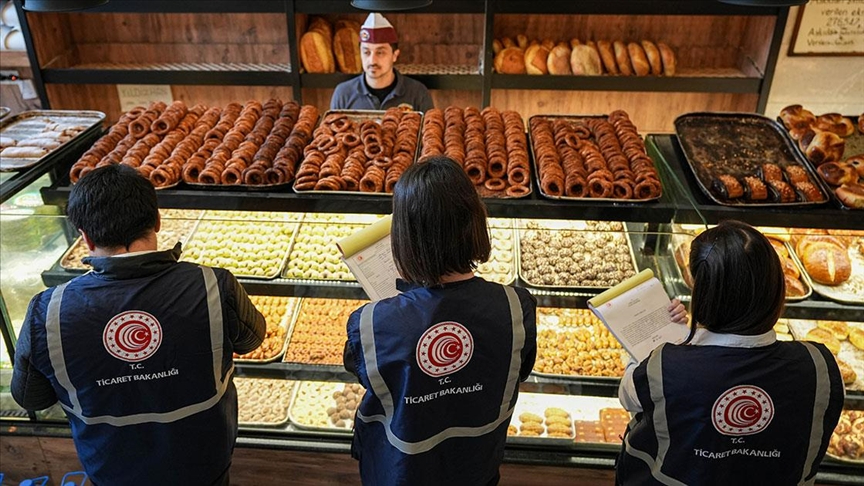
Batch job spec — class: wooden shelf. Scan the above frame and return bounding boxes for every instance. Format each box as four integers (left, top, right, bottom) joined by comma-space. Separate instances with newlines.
84, 0, 285, 13
42, 68, 293, 86
0, 50, 30, 69
491, 73, 762, 94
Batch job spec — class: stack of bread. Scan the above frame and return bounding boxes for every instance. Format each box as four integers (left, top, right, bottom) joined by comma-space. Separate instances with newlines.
828, 410, 864, 461
300, 17, 362, 74
493, 36, 675, 77
779, 105, 864, 208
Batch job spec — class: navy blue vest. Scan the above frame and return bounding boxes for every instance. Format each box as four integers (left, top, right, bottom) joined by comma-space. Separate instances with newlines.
28, 263, 238, 485
346, 278, 536, 486
617, 341, 844, 486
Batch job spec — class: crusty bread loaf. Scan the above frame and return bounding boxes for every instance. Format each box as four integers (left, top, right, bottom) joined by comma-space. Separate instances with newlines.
333, 27, 361, 74
547, 44, 572, 75
801, 241, 852, 285
641, 40, 663, 75
657, 42, 676, 76
570, 44, 602, 76
334, 19, 360, 32
495, 47, 526, 74
596, 41, 618, 75
627, 42, 650, 76
300, 31, 335, 73
524, 44, 550, 75
613, 41, 632, 76
308, 17, 333, 46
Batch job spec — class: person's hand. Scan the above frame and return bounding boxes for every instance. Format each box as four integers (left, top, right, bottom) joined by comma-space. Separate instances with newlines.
668, 298, 688, 325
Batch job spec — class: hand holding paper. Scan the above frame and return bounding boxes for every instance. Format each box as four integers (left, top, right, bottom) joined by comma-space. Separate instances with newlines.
337, 215, 400, 301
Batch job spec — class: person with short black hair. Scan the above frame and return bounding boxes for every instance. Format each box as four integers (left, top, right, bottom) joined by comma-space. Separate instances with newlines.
344, 156, 536, 485
616, 220, 844, 485
11, 164, 265, 486
330, 13, 433, 112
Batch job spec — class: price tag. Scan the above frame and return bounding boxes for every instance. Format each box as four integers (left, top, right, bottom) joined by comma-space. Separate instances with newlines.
116, 85, 173, 111
790, 0, 864, 55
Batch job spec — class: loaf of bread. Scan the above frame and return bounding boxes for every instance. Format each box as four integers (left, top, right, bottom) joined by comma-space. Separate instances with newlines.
613, 41, 633, 76
308, 17, 333, 43
805, 327, 842, 354
641, 40, 663, 75
547, 44, 572, 75
524, 44, 550, 75
570, 44, 602, 76
800, 241, 852, 285
495, 47, 526, 74
333, 27, 361, 74
657, 42, 676, 76
627, 42, 650, 76
300, 31, 336, 73
596, 41, 618, 75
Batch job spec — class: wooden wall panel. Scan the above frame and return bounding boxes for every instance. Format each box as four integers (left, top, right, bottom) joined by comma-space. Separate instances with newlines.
46, 85, 295, 124
24, 12, 78, 69
74, 43, 289, 66
740, 16, 777, 76
490, 90, 760, 133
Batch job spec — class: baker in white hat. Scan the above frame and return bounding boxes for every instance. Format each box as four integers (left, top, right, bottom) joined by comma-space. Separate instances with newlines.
330, 12, 434, 112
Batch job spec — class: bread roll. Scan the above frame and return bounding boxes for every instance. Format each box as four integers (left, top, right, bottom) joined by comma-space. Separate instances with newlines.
784, 274, 806, 297
524, 44, 550, 75
641, 40, 663, 75
836, 183, 864, 209
613, 41, 633, 76
846, 155, 864, 177
779, 104, 816, 130
597, 41, 618, 75
492, 39, 503, 55
570, 44, 602, 76
801, 242, 852, 285
837, 358, 857, 385
333, 27, 362, 74
817, 320, 849, 340
850, 327, 864, 351
516, 34, 529, 49
627, 42, 650, 76
805, 327, 842, 355
806, 131, 845, 165
300, 31, 336, 73
817, 161, 857, 186
815, 113, 855, 137
657, 42, 676, 76
495, 47, 526, 74
547, 44, 572, 75
0, 146, 47, 158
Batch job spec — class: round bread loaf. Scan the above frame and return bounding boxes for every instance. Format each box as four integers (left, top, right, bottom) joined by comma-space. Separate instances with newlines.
570, 44, 602, 76
524, 44, 550, 75
547, 44, 572, 75
657, 42, 676, 76
613, 41, 633, 76
627, 42, 650, 76
596, 41, 619, 75
641, 40, 663, 75
495, 47, 526, 74
801, 241, 852, 285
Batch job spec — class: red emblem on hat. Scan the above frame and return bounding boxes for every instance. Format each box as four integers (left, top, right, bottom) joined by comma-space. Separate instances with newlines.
416, 321, 473, 377
103, 311, 162, 362
712, 385, 774, 436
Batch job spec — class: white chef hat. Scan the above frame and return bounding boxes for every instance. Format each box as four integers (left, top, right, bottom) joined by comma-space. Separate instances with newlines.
359, 13, 398, 44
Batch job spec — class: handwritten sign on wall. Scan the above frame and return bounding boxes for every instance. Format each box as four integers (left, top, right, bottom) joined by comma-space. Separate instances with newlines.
790, 0, 864, 55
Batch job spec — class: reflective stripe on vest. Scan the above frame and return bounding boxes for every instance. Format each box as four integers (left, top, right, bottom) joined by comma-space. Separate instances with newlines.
356, 285, 525, 455
623, 342, 834, 486
45, 265, 232, 426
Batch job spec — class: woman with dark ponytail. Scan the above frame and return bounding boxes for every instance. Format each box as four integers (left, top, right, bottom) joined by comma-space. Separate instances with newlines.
616, 220, 844, 485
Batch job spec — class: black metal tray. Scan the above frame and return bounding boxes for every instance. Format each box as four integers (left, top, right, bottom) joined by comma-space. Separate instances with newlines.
674, 112, 831, 207
0, 110, 105, 172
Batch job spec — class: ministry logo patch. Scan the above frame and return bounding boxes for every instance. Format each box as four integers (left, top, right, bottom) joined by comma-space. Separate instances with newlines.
712, 385, 774, 436
103, 311, 163, 363
416, 321, 473, 377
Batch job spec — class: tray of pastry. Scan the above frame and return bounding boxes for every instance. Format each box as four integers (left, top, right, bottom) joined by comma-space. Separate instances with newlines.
282, 298, 367, 369
528, 112, 662, 202
281, 213, 382, 281
293, 109, 422, 195
235, 377, 295, 427
790, 231, 864, 304
179, 211, 299, 280
287, 381, 366, 432
518, 220, 638, 290
531, 308, 629, 381
777, 107, 863, 209
669, 225, 813, 302
674, 113, 831, 207
1, 110, 105, 171
233, 296, 300, 363
475, 218, 517, 285
419, 106, 532, 199
787, 319, 864, 391
826, 409, 864, 464
59, 209, 203, 271
506, 392, 627, 447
